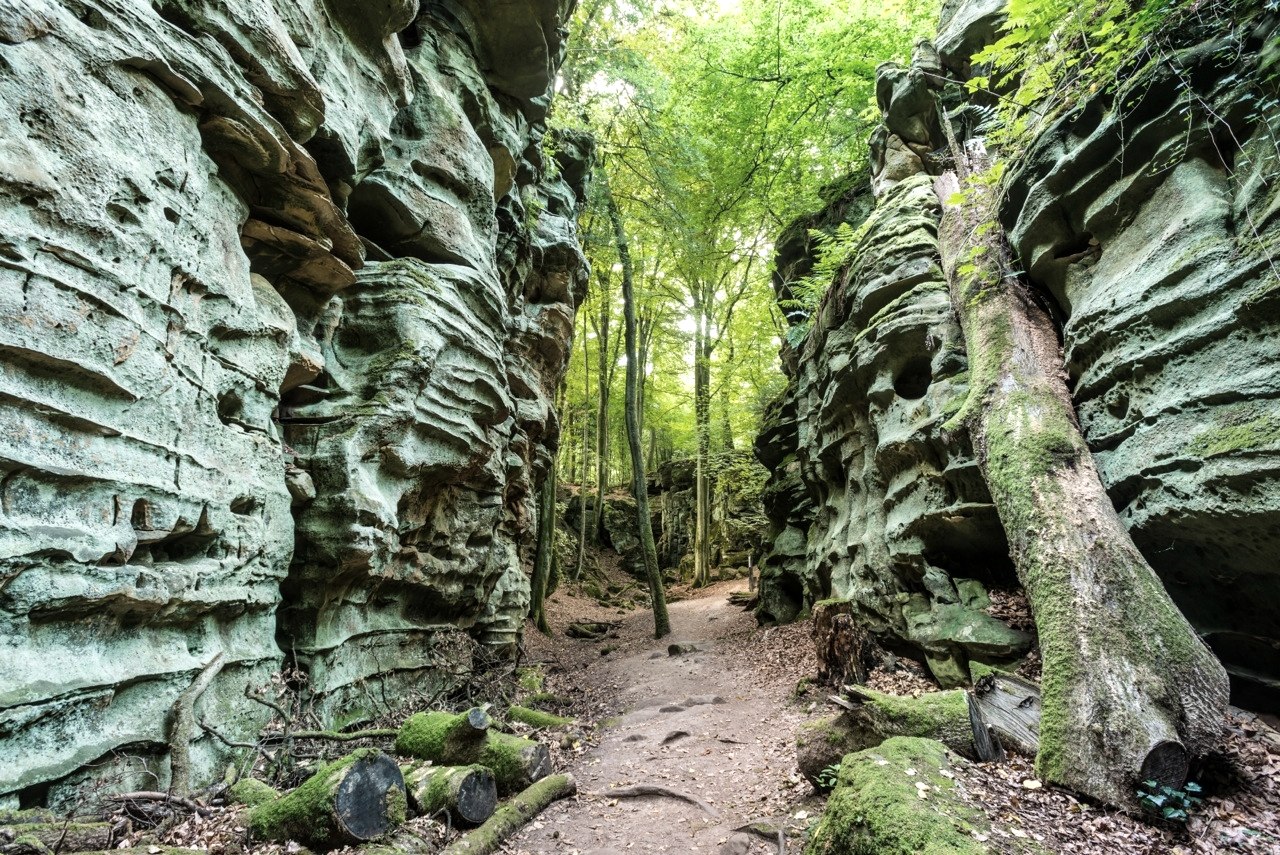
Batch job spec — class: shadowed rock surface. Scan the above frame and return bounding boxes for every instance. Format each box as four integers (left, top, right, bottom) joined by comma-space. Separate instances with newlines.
0, 0, 588, 806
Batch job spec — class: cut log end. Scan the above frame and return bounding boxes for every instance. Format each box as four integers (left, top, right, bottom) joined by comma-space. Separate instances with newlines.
465, 707, 493, 733
336, 752, 407, 842
455, 771, 499, 826
1140, 740, 1189, 790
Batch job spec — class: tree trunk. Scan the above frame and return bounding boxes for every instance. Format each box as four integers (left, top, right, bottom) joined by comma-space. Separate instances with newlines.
247, 749, 406, 847
395, 709, 551, 795
529, 466, 556, 634
591, 286, 611, 545
605, 180, 671, 639
692, 308, 712, 587
934, 144, 1228, 807
402, 763, 497, 826
574, 310, 590, 582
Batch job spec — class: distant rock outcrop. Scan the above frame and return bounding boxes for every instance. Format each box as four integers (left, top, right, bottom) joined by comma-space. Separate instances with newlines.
0, 0, 588, 806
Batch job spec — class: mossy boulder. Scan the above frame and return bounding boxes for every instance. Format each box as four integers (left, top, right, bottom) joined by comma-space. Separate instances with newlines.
797, 688, 974, 788
806, 737, 1010, 855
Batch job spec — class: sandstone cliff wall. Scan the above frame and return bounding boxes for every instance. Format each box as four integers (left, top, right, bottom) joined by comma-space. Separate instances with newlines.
0, 0, 588, 806
757, 2, 1280, 704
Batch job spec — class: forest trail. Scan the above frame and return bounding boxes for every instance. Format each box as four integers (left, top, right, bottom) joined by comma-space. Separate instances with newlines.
509, 580, 816, 854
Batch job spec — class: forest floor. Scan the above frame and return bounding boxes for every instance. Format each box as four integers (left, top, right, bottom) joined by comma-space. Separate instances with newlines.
508, 576, 817, 854
100, 560, 1280, 854
503, 572, 1280, 855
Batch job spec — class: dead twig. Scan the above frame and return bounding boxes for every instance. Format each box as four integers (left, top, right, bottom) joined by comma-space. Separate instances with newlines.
107, 791, 211, 817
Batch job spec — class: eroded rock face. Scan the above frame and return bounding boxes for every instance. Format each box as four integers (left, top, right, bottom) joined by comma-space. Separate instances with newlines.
758, 3, 1280, 701
0, 0, 587, 804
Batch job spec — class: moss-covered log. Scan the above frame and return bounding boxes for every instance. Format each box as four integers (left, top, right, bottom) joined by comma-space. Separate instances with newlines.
247, 748, 406, 847
805, 737, 1011, 855
402, 763, 497, 826
0, 820, 113, 854
797, 688, 972, 788
439, 773, 577, 855
507, 705, 573, 729
933, 144, 1229, 807
228, 778, 281, 807
396, 711, 551, 795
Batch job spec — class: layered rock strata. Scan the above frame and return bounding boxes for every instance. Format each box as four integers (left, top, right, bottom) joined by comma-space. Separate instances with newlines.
0, 0, 588, 805
757, 3, 1280, 702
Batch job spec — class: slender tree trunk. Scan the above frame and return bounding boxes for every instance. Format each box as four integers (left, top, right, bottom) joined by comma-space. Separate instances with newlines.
605, 184, 670, 638
692, 305, 712, 588
934, 143, 1228, 808
591, 290, 611, 544
574, 313, 590, 582
529, 465, 555, 634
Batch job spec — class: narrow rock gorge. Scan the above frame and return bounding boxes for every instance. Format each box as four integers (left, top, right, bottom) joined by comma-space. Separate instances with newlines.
0, 0, 588, 807
756, 0, 1280, 708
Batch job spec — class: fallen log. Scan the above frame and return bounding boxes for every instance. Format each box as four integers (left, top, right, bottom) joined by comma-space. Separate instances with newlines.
396, 710, 550, 795
566, 621, 616, 639
402, 763, 497, 826
0, 820, 113, 854
506, 705, 573, 730
969, 671, 1042, 759
247, 748, 406, 847
439, 773, 576, 855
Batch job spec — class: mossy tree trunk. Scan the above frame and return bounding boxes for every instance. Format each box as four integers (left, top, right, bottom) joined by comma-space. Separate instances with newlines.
934, 143, 1229, 807
605, 177, 671, 638
530, 466, 556, 634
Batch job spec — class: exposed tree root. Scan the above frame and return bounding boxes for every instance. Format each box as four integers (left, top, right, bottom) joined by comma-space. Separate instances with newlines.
592, 784, 720, 819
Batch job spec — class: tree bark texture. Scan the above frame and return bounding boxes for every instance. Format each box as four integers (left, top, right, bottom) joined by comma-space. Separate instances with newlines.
575, 310, 590, 582
934, 144, 1228, 807
530, 467, 556, 634
693, 309, 712, 587
591, 282, 611, 545
811, 600, 880, 688
606, 180, 671, 639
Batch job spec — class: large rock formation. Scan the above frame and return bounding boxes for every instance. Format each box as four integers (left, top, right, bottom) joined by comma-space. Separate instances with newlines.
757, 3, 1280, 703
0, 0, 589, 806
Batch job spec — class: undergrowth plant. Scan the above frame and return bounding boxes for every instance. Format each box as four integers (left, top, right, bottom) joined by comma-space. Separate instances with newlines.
780, 220, 867, 346
1137, 779, 1203, 823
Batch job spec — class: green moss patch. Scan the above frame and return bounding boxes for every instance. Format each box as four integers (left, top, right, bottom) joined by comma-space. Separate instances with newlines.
805, 737, 992, 855
507, 705, 573, 729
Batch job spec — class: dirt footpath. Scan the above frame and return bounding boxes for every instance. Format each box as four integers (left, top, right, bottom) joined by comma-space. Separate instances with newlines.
506, 581, 818, 854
